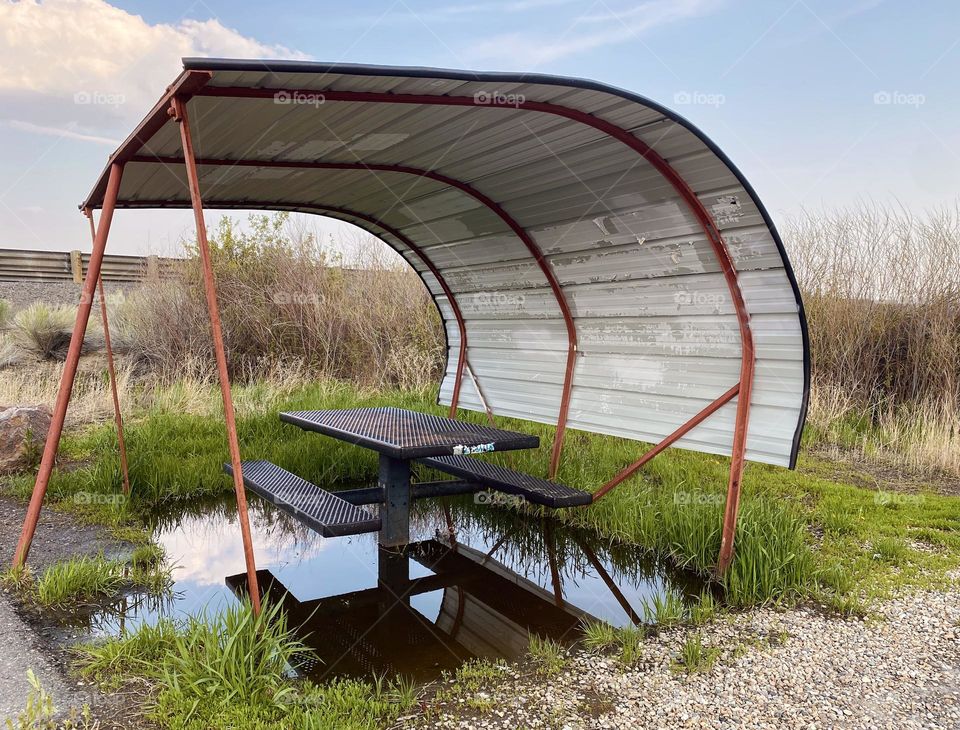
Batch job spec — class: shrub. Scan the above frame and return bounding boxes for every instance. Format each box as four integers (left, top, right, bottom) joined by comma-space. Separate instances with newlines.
784, 202, 960, 473
122, 213, 444, 388
12, 302, 77, 360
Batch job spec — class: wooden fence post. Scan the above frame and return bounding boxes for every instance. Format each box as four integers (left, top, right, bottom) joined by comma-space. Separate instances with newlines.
69, 250, 83, 284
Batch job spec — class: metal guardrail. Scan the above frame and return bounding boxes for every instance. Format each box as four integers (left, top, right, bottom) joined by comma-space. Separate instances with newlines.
0, 248, 181, 283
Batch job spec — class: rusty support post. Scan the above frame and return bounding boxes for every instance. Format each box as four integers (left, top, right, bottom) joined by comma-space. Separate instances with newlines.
13, 163, 125, 568
718, 388, 753, 572
171, 96, 261, 614
574, 537, 642, 625
85, 209, 130, 495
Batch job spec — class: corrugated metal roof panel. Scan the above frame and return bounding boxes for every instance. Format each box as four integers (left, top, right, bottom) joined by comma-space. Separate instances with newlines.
84, 59, 809, 470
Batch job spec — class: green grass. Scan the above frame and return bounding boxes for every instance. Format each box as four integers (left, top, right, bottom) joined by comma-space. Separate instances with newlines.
641, 588, 688, 627
16, 545, 172, 609
871, 536, 908, 565
615, 626, 645, 666
428, 658, 508, 716
527, 635, 567, 676
580, 620, 646, 666
11, 377, 960, 610
690, 590, 719, 625
34, 554, 127, 608
581, 620, 618, 652
4, 669, 96, 730
673, 633, 721, 673
76, 598, 413, 729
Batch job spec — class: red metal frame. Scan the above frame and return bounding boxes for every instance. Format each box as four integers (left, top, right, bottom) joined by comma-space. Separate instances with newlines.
180, 86, 756, 569
129, 154, 575, 448
170, 96, 261, 614
65, 80, 757, 574
13, 72, 218, 570
13, 163, 125, 568
84, 208, 130, 495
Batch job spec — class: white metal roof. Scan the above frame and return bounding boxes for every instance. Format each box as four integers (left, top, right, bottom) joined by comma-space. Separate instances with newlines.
82, 59, 809, 468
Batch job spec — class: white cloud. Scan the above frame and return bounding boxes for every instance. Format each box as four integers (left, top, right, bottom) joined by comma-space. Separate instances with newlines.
465, 0, 722, 66
6, 119, 118, 145
0, 0, 308, 139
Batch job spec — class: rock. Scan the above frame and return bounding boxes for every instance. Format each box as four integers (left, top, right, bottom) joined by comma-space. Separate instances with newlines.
0, 404, 51, 473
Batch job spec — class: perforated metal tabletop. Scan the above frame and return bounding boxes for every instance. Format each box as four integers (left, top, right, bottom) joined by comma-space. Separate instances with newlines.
280, 407, 539, 459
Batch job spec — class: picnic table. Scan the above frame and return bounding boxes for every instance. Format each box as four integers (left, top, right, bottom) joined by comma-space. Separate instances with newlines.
226, 407, 592, 547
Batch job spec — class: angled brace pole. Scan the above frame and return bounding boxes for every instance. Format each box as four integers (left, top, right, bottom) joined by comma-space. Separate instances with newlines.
13, 163, 125, 568
84, 209, 130, 495
170, 96, 261, 614
592, 383, 740, 502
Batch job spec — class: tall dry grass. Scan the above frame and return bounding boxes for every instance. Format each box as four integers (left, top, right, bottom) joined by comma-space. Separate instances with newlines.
117, 213, 444, 390
783, 202, 960, 475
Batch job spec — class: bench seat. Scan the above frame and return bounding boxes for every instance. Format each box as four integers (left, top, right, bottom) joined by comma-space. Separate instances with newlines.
225, 460, 381, 537
417, 455, 592, 508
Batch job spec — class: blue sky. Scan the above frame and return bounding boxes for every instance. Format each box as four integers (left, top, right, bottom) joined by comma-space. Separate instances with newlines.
0, 0, 957, 254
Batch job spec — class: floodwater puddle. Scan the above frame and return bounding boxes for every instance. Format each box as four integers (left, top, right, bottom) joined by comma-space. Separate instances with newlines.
82, 495, 707, 682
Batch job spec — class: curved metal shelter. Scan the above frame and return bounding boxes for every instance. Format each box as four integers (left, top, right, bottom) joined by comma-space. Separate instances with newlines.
14, 59, 809, 601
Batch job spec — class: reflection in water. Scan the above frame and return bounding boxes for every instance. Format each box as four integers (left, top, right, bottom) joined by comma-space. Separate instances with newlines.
88, 495, 705, 682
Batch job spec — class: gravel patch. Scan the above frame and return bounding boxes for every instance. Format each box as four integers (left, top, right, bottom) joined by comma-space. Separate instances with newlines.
407, 585, 960, 729
0, 592, 87, 722
0, 496, 123, 723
